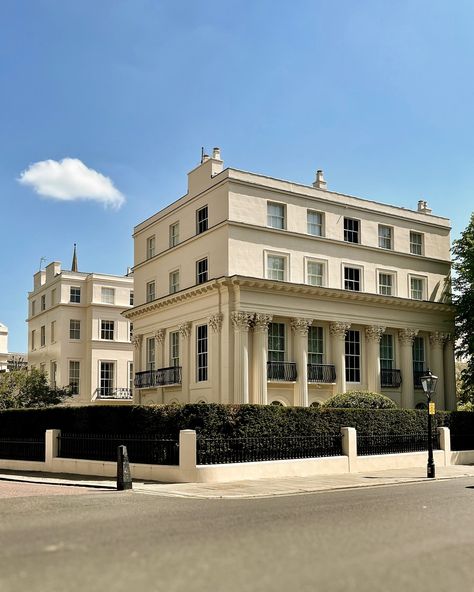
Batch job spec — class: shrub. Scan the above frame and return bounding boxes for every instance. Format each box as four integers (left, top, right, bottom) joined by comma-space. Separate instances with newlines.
321, 390, 398, 410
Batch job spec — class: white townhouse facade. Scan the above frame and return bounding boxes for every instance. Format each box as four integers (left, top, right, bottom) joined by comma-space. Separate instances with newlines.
125, 149, 456, 410
28, 260, 134, 405
0, 322, 26, 372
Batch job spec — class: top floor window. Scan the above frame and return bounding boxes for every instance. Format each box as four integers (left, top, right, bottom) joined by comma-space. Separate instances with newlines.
378, 225, 393, 250
146, 281, 156, 303
344, 218, 360, 244
40, 294, 46, 311
267, 202, 285, 230
307, 211, 323, 236
101, 287, 115, 304
31, 300, 36, 316
410, 231, 423, 255
146, 235, 156, 259
169, 222, 179, 247
70, 287, 81, 303
196, 206, 208, 234
196, 258, 208, 284
51, 289, 56, 306
129, 292, 134, 306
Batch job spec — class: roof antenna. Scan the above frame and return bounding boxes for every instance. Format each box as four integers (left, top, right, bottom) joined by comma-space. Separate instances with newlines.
201, 147, 205, 164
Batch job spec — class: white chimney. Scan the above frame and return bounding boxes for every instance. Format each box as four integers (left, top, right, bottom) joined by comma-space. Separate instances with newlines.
212, 147, 221, 160
417, 200, 432, 214
313, 170, 327, 190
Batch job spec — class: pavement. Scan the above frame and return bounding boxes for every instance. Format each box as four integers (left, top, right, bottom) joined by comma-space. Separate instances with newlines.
0, 463, 474, 499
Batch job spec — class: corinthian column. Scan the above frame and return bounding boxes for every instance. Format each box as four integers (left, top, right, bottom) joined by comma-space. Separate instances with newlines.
365, 326, 385, 393
443, 334, 457, 411
179, 322, 191, 402
252, 314, 273, 405
330, 322, 351, 393
291, 318, 312, 407
132, 334, 143, 404
398, 328, 418, 409
231, 312, 254, 404
430, 332, 447, 410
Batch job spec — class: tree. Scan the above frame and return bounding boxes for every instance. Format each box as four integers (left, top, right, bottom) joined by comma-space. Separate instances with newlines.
0, 368, 72, 410
452, 212, 474, 403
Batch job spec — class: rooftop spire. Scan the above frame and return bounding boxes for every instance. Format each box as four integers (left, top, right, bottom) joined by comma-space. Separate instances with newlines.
71, 243, 78, 272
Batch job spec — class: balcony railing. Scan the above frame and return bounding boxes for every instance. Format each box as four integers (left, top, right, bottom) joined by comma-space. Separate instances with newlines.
381, 369, 402, 388
94, 388, 133, 400
267, 361, 297, 381
307, 364, 336, 383
134, 366, 182, 389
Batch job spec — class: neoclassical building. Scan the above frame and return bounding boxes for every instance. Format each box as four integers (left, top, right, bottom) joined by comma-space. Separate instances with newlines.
28, 253, 134, 405
125, 149, 456, 410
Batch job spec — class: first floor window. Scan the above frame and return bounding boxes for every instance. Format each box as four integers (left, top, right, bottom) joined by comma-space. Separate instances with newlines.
31, 329, 36, 350
413, 336, 425, 375
101, 320, 114, 340
378, 225, 393, 250
196, 325, 208, 382
307, 261, 324, 286
345, 330, 361, 382
267, 202, 285, 229
307, 210, 323, 236
40, 325, 46, 347
344, 217, 360, 243
196, 258, 208, 284
410, 231, 423, 255
146, 281, 156, 302
308, 326, 324, 365
378, 273, 394, 296
344, 267, 361, 291
146, 337, 155, 372
69, 361, 80, 395
268, 323, 285, 362
100, 361, 115, 396
170, 331, 180, 367
267, 255, 285, 281
169, 222, 179, 247
50, 361, 57, 388
380, 334, 394, 370
70, 319, 81, 340
410, 277, 424, 300
129, 362, 134, 391
41, 294, 46, 311
146, 235, 156, 259
129, 291, 134, 305
196, 206, 208, 234
169, 270, 180, 294
70, 286, 81, 303
51, 321, 56, 343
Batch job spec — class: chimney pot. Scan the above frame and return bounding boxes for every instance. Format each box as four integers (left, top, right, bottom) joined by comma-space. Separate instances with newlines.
212, 147, 221, 160
313, 169, 327, 190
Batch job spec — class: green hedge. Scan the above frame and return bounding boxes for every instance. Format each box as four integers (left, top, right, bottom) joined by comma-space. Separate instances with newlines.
0, 403, 466, 438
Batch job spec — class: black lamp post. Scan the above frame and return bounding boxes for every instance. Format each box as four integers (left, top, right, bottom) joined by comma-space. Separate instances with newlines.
421, 370, 438, 479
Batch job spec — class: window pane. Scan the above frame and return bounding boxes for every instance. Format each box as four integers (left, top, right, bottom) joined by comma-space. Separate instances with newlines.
146, 236, 156, 259
169, 271, 180, 293
307, 211, 323, 236
345, 330, 361, 382
308, 326, 323, 365
170, 332, 180, 366
378, 225, 392, 249
410, 232, 423, 255
267, 203, 285, 229
380, 334, 393, 370
170, 222, 179, 247
413, 337, 425, 373
197, 207, 208, 234
101, 287, 115, 304
196, 258, 208, 284
378, 273, 393, 296
70, 287, 81, 303
146, 337, 155, 371
267, 255, 285, 281
69, 361, 80, 395
101, 320, 114, 340
344, 218, 359, 243
344, 267, 361, 291
268, 323, 285, 362
410, 278, 423, 300
307, 261, 323, 286
146, 281, 155, 302
197, 325, 208, 381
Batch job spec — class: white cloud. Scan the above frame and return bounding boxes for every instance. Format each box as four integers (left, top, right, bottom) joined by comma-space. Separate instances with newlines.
18, 158, 125, 209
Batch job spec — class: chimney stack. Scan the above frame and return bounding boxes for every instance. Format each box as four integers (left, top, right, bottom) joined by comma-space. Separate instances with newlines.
313, 170, 327, 190
417, 200, 432, 214
212, 147, 221, 160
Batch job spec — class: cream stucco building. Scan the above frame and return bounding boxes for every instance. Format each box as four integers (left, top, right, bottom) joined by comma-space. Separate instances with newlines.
28, 258, 134, 405
125, 149, 456, 410
0, 322, 27, 372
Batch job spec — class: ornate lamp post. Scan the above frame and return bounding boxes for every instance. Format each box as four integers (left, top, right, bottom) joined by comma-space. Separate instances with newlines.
421, 370, 438, 479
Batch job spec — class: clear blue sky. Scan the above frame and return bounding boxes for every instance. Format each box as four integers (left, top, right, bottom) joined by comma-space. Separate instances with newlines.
1, 0, 473, 353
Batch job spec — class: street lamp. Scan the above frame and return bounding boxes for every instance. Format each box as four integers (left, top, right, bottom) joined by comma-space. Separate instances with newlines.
421, 370, 438, 479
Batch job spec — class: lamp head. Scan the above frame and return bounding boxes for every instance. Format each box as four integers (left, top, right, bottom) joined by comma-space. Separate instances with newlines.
421, 370, 438, 397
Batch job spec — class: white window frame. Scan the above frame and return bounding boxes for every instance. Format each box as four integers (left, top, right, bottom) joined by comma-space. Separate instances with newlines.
128, 361, 134, 392
267, 202, 286, 230
342, 264, 363, 292
196, 257, 209, 284
169, 222, 179, 247
308, 325, 324, 365
380, 333, 394, 371
70, 286, 81, 303
69, 360, 80, 395
345, 329, 361, 383
377, 269, 397, 296
305, 257, 327, 287
50, 321, 56, 343
146, 235, 156, 259
410, 231, 424, 255
40, 325, 46, 347
31, 300, 36, 316
98, 360, 116, 396
169, 331, 180, 367
265, 251, 289, 282
146, 337, 155, 372
69, 319, 81, 340
307, 210, 324, 237
196, 206, 209, 235
196, 324, 208, 382
378, 224, 393, 250
100, 320, 115, 341
146, 280, 156, 303
169, 269, 180, 294
343, 217, 360, 244
101, 287, 115, 305
409, 275, 426, 300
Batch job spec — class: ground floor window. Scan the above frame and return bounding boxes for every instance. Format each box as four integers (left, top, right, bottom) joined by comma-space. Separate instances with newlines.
268, 323, 285, 362
100, 361, 115, 395
170, 331, 180, 367
413, 336, 425, 374
69, 361, 80, 395
146, 337, 155, 372
345, 330, 361, 382
196, 325, 208, 382
380, 334, 394, 370
308, 326, 324, 365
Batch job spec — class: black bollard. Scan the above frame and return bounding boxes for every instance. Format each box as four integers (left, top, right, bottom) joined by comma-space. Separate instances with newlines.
117, 445, 133, 491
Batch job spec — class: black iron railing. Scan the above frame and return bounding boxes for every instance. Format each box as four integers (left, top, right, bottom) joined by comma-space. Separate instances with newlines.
197, 434, 343, 464
381, 369, 402, 388
267, 362, 297, 381
94, 388, 133, 400
307, 364, 336, 383
134, 366, 182, 388
0, 437, 45, 461
357, 433, 440, 456
58, 433, 179, 465
451, 433, 474, 451
413, 370, 427, 389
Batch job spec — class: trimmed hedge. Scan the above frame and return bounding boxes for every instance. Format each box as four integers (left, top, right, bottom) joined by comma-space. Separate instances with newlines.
322, 391, 397, 409
0, 403, 466, 439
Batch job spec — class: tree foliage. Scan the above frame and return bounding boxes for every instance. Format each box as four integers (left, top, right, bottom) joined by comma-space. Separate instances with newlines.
0, 368, 72, 410
321, 390, 397, 409
452, 212, 474, 403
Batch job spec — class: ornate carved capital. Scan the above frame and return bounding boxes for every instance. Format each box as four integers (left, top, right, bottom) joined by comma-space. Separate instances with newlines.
398, 328, 418, 346
253, 313, 273, 333
365, 325, 386, 343
132, 334, 142, 350
329, 321, 351, 339
291, 318, 313, 336
209, 313, 224, 333
154, 329, 166, 344
430, 331, 449, 348
231, 311, 254, 332
178, 321, 191, 339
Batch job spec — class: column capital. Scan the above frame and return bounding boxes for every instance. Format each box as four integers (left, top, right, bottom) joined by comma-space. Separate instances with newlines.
291, 318, 313, 336
398, 328, 418, 346
231, 311, 254, 332
178, 321, 191, 339
365, 325, 386, 343
253, 313, 273, 333
132, 334, 142, 349
209, 313, 224, 333
429, 331, 449, 348
329, 321, 351, 339
154, 329, 166, 344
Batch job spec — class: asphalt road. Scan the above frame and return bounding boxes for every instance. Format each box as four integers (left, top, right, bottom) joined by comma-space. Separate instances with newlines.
1, 478, 474, 592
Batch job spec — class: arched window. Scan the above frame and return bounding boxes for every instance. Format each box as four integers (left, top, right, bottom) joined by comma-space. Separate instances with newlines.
310, 401, 321, 408
270, 400, 283, 406
415, 402, 427, 410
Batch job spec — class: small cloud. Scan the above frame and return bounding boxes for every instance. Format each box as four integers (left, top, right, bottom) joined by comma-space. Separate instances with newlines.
18, 158, 125, 209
